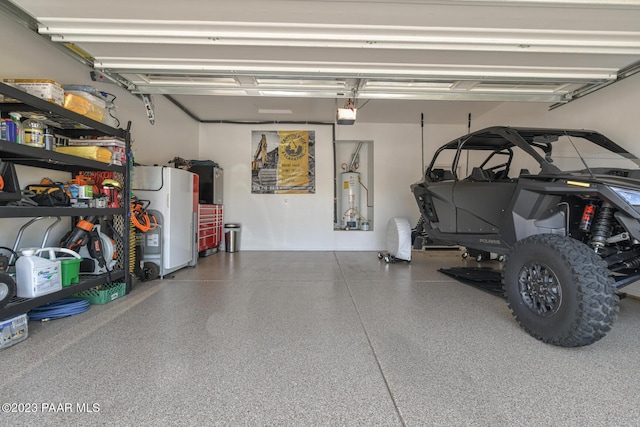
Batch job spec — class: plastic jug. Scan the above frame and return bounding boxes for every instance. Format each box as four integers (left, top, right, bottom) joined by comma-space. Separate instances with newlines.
15, 247, 79, 298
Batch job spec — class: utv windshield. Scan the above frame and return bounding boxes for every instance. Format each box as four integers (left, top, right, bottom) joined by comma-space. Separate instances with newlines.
545, 134, 640, 173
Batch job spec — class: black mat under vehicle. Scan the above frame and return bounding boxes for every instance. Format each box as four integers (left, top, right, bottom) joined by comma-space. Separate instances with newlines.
412, 126, 640, 347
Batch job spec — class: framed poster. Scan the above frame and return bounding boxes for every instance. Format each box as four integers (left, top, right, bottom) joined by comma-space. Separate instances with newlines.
251, 130, 315, 194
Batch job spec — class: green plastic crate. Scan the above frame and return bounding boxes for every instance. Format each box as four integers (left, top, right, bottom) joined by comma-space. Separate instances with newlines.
74, 282, 126, 305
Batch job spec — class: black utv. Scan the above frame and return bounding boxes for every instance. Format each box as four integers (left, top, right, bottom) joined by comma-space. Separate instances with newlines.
411, 126, 640, 347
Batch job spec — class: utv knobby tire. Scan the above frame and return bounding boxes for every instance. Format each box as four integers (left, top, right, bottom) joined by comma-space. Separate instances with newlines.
503, 234, 617, 347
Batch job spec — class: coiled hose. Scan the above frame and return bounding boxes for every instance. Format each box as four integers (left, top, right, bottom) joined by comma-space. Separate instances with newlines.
29, 297, 90, 321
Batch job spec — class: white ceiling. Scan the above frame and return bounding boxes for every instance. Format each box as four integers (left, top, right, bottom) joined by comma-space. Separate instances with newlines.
5, 0, 640, 123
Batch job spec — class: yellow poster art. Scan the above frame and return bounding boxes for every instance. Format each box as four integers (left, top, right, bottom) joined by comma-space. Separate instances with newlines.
251, 130, 315, 194
277, 131, 309, 194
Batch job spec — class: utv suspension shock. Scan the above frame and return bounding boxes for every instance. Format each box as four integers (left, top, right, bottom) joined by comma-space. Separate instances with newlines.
580, 202, 596, 232
621, 256, 640, 270
590, 201, 614, 251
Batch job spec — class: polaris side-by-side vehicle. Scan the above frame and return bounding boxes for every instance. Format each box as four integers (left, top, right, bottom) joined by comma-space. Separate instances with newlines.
411, 126, 640, 347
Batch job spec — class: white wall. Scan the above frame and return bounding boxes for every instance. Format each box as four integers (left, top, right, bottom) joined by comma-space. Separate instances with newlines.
199, 121, 468, 250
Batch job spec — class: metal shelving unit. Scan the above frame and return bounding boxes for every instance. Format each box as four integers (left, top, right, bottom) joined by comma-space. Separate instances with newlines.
0, 81, 132, 319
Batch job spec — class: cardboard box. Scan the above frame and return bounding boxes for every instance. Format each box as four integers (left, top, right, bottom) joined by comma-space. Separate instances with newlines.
2, 79, 64, 105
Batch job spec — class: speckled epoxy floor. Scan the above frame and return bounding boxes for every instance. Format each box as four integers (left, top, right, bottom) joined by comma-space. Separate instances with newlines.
2, 250, 640, 426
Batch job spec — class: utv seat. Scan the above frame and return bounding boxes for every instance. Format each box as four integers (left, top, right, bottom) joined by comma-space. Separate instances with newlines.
493, 169, 509, 180
469, 167, 490, 182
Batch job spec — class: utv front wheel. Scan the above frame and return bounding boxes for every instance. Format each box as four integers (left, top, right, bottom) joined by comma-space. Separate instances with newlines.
503, 234, 617, 347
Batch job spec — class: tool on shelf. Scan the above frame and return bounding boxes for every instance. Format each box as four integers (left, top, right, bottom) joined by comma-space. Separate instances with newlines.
60, 216, 97, 252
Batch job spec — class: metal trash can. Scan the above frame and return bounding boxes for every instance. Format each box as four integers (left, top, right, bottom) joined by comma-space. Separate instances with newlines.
224, 223, 241, 252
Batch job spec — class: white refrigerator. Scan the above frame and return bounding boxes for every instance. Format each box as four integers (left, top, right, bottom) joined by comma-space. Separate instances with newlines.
132, 166, 198, 277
